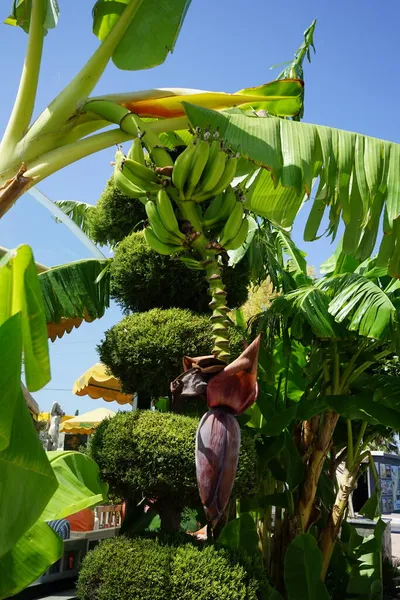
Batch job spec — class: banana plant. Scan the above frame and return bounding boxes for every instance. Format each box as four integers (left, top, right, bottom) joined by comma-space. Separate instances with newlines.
0, 0, 303, 219
0, 245, 108, 599
247, 244, 400, 591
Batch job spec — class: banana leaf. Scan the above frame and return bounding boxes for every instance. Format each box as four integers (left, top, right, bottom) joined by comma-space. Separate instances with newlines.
0, 521, 63, 600
92, 0, 191, 71
42, 451, 108, 520
182, 103, 400, 272
0, 317, 56, 558
53, 200, 95, 238
4, 0, 59, 32
284, 534, 330, 600
39, 258, 110, 340
0, 451, 107, 599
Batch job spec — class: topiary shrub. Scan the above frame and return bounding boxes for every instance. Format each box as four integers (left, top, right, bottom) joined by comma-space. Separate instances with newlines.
88, 177, 146, 246
89, 410, 261, 510
77, 536, 269, 600
97, 308, 245, 398
110, 231, 250, 313
76, 536, 171, 600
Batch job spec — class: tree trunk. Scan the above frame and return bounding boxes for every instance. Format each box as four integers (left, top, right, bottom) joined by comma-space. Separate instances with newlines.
319, 466, 359, 579
157, 504, 182, 533
297, 411, 339, 532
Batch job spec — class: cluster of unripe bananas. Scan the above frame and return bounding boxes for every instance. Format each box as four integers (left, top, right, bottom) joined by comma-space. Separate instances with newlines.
112, 131, 250, 260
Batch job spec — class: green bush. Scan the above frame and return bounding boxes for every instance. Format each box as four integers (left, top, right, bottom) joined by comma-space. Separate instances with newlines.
89, 410, 260, 506
77, 536, 268, 600
76, 537, 170, 600
88, 177, 146, 246
97, 307, 244, 398
110, 231, 249, 313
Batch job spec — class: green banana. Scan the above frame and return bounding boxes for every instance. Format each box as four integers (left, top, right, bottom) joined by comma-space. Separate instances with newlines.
224, 217, 249, 250
204, 186, 237, 228
203, 194, 224, 225
127, 138, 146, 164
219, 201, 244, 246
145, 200, 183, 245
179, 257, 204, 270
123, 157, 159, 182
114, 148, 125, 169
172, 144, 197, 199
144, 227, 183, 256
122, 162, 161, 193
156, 190, 185, 240
193, 150, 226, 200
197, 157, 238, 201
185, 140, 210, 198
113, 165, 148, 200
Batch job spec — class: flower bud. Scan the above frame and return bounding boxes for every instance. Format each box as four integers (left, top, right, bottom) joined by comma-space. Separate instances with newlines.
195, 407, 241, 528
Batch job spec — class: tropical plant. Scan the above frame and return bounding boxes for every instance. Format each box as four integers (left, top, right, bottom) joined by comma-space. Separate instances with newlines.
0, 246, 108, 600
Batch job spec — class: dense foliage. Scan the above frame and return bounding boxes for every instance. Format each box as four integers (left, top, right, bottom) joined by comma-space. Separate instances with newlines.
76, 536, 268, 600
88, 178, 146, 246
89, 410, 261, 506
98, 308, 245, 397
110, 231, 250, 313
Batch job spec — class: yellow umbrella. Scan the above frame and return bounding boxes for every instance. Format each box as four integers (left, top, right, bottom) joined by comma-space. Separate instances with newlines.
73, 363, 133, 405
60, 407, 116, 435
38, 412, 73, 424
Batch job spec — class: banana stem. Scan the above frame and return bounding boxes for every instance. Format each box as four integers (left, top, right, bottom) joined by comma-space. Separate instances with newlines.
204, 257, 230, 362
83, 100, 173, 167
23, 0, 143, 143
0, 0, 45, 156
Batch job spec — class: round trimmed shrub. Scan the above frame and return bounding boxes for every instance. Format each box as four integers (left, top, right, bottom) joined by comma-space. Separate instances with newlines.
97, 308, 244, 398
89, 410, 261, 507
76, 537, 170, 600
110, 231, 250, 313
77, 536, 269, 600
88, 177, 146, 246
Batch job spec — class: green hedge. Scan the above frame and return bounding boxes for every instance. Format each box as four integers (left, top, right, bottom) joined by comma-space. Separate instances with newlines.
110, 231, 249, 313
77, 536, 269, 600
89, 410, 260, 506
97, 307, 244, 398
88, 178, 146, 246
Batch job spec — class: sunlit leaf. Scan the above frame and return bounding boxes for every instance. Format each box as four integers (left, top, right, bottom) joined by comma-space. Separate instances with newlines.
92, 0, 191, 71
0, 521, 63, 600
5, 0, 59, 32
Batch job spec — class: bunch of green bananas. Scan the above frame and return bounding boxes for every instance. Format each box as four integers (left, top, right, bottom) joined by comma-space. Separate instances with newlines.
172, 136, 237, 202
144, 189, 187, 255
113, 140, 163, 200
217, 201, 250, 250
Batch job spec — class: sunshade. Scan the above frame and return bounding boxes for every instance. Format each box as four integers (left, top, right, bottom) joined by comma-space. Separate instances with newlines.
60, 407, 116, 435
38, 413, 73, 424
73, 362, 133, 405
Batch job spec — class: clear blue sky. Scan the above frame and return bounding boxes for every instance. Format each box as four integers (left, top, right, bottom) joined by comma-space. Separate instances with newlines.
1, 0, 399, 414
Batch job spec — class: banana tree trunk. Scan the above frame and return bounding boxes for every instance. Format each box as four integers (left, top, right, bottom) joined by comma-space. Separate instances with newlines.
298, 411, 340, 531
319, 465, 359, 579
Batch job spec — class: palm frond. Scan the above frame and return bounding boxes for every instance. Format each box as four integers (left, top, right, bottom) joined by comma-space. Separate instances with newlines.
183, 104, 400, 276
39, 259, 110, 341
54, 201, 95, 238
318, 273, 400, 343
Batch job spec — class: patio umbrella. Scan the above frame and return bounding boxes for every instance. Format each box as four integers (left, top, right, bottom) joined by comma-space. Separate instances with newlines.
73, 363, 133, 405
59, 407, 116, 435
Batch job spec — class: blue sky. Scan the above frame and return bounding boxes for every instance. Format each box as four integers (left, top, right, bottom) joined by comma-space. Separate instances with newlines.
1, 0, 399, 414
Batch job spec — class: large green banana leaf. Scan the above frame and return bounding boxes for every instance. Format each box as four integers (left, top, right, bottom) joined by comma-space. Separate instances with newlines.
53, 200, 95, 239
0, 247, 57, 558
42, 451, 108, 520
39, 258, 110, 340
0, 521, 63, 600
0, 451, 108, 599
182, 103, 400, 274
92, 0, 191, 70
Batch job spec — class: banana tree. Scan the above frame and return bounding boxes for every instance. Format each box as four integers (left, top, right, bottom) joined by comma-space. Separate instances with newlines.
246, 244, 400, 593
0, 245, 108, 599
0, 0, 303, 219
